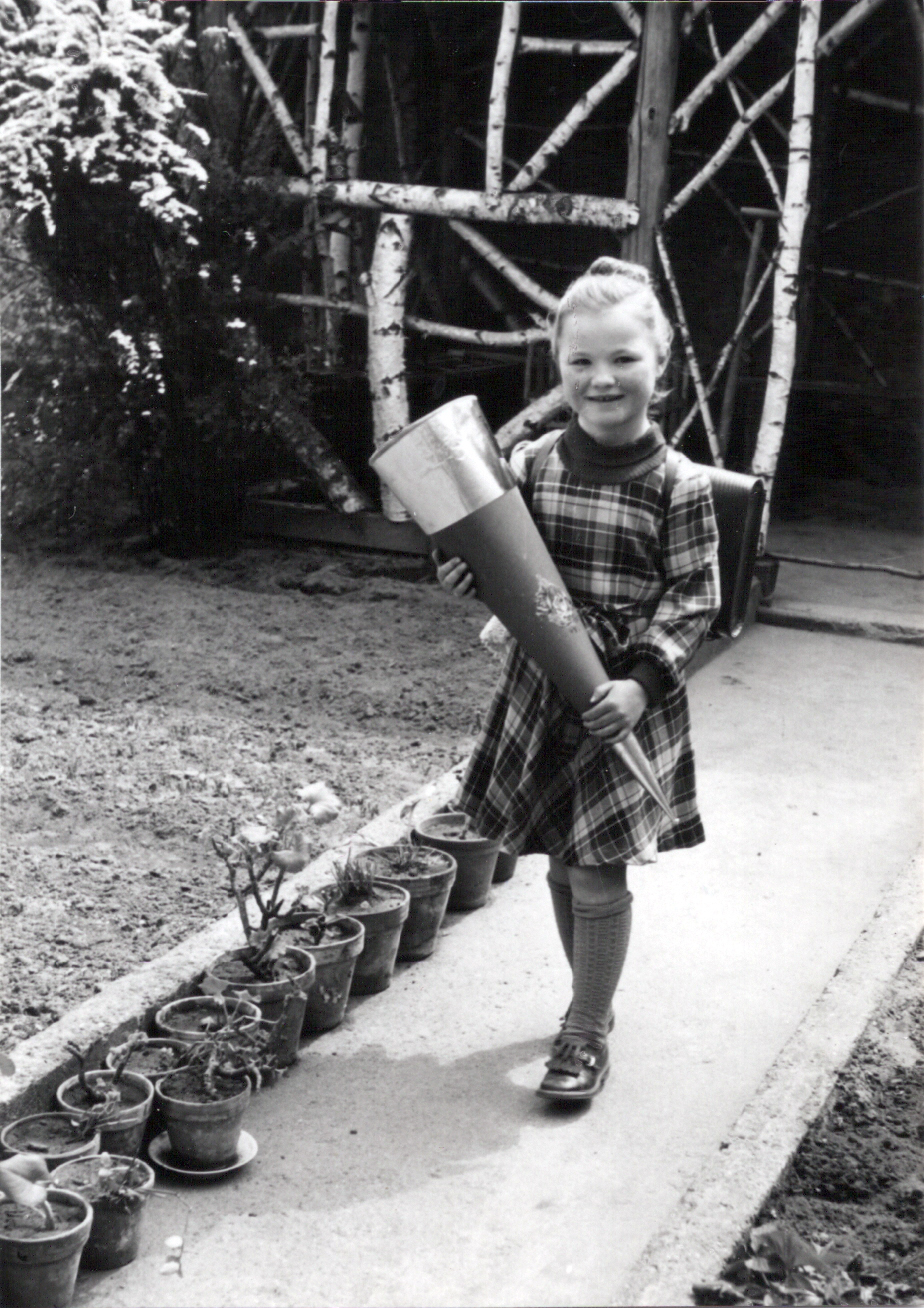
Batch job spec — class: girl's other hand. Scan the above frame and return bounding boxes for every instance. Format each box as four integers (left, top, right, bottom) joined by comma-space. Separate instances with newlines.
582, 679, 647, 742
434, 552, 476, 598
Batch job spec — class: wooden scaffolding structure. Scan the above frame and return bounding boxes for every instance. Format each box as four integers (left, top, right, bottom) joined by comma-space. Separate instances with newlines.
217, 0, 915, 546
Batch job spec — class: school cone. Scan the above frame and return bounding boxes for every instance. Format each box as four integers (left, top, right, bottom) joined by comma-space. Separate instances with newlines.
370, 396, 675, 819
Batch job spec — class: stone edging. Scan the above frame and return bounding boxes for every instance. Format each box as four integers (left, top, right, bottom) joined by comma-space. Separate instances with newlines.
0, 767, 463, 1126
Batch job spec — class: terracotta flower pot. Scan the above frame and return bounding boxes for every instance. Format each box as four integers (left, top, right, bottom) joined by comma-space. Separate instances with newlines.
0, 1115, 100, 1169
492, 850, 518, 884
0, 1188, 92, 1308
104, 1038, 186, 1085
55, 1070, 154, 1158
413, 814, 502, 911
202, 946, 315, 1067
354, 845, 458, 961
318, 881, 411, 995
49, 1154, 154, 1271
155, 1070, 250, 1169
279, 915, 366, 1033
154, 995, 262, 1045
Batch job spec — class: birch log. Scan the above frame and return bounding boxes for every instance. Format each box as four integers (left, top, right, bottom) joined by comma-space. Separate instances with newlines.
705, 13, 782, 211
227, 14, 310, 174
663, 71, 792, 222
506, 48, 639, 193
519, 37, 632, 56
448, 221, 559, 312
486, 2, 520, 194
277, 420, 372, 513
310, 1, 339, 186
281, 179, 638, 228
815, 0, 889, 58
269, 292, 548, 346
751, 0, 820, 544
671, 0, 791, 133
495, 385, 566, 451
330, 2, 369, 303
366, 214, 413, 521
611, 0, 642, 38
655, 232, 721, 464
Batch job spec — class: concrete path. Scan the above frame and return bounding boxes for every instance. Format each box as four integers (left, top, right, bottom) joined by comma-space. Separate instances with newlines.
70, 622, 923, 1308
762, 522, 924, 641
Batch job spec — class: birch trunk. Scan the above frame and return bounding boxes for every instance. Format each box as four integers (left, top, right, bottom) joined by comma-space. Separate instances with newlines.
486, 3, 520, 193
366, 214, 413, 521
310, 1, 339, 360
330, 2, 369, 303
751, 0, 820, 543
282, 182, 637, 230
655, 233, 721, 463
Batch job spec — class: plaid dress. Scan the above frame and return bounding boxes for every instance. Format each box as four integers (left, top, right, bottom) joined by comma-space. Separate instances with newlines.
456, 427, 721, 867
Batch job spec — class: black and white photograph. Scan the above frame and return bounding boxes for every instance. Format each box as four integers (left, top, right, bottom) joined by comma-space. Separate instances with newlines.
1, 1, 921, 1305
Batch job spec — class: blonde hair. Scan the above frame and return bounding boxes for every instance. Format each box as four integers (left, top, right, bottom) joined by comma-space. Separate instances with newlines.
551, 257, 674, 380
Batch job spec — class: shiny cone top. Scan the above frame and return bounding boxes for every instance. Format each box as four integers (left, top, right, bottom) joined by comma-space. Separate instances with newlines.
369, 395, 515, 537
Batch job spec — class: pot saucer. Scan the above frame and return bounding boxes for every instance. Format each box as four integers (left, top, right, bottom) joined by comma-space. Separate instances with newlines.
148, 1130, 258, 1179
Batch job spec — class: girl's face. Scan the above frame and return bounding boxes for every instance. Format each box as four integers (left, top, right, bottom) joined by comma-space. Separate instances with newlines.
557, 302, 660, 447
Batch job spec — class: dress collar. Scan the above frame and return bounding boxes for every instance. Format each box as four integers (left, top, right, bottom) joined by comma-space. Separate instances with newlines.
558, 416, 667, 484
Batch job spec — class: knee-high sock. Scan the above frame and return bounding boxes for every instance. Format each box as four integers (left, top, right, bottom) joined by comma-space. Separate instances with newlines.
565, 889, 633, 1042
546, 873, 575, 967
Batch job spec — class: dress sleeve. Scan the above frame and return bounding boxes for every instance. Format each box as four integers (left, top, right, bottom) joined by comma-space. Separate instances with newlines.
631, 465, 721, 692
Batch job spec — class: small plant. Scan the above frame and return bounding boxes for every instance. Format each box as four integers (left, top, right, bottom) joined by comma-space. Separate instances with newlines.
61, 1042, 131, 1130
59, 1154, 147, 1211
211, 808, 314, 980
174, 1005, 279, 1099
324, 855, 380, 910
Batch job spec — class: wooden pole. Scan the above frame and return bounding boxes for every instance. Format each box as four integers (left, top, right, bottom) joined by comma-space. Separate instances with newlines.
622, 3, 680, 269
751, 0, 821, 544
366, 214, 413, 522
280, 179, 638, 229
486, 2, 521, 194
227, 14, 307, 172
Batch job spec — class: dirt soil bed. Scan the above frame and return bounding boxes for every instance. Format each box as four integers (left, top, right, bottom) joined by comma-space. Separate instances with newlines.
701, 940, 924, 1306
0, 545, 494, 1052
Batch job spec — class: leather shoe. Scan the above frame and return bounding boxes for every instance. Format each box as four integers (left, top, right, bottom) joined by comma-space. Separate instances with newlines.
537, 1035, 610, 1101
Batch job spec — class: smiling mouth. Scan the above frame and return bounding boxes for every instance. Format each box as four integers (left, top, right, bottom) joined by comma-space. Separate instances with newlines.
587, 395, 623, 402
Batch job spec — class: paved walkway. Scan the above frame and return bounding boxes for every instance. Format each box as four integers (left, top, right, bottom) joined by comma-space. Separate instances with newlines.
70, 605, 923, 1307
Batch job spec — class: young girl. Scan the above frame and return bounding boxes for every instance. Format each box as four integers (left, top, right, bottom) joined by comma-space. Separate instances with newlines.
437, 257, 721, 1102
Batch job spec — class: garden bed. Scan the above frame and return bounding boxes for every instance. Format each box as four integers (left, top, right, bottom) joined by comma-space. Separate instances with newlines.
0, 545, 494, 1050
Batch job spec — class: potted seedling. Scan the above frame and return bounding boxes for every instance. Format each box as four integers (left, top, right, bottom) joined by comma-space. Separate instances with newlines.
207, 809, 322, 1065
352, 839, 457, 961
49, 1152, 155, 1270
55, 1043, 154, 1157
313, 857, 410, 995
104, 1032, 186, 1085
412, 811, 503, 910
0, 1155, 92, 1308
154, 1011, 277, 1170
274, 906, 365, 1033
